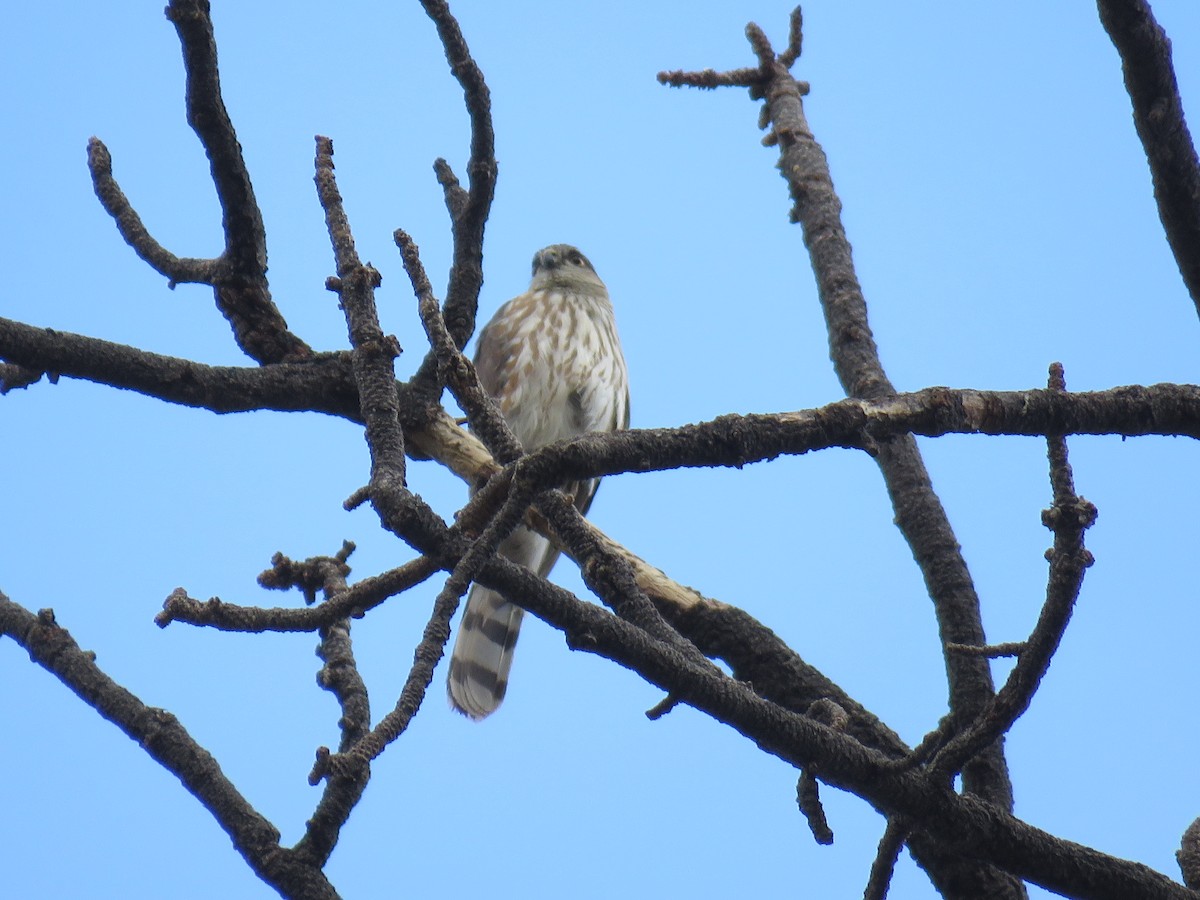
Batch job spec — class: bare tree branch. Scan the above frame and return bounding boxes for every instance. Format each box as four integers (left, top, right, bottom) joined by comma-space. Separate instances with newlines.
480, 384, 1200, 493
157, 556, 439, 632
398, 227, 522, 466
408, 0, 497, 400
660, 10, 1016, 815
1179, 818, 1200, 890
797, 769, 834, 845
0, 360, 46, 393
0, 595, 340, 900
281, 546, 371, 868
87, 0, 313, 363
5, 306, 1198, 464
309, 137, 466, 781
164, 0, 311, 362
315, 571, 460, 778
931, 365, 1097, 781
1097, 0, 1200, 317
315, 137, 408, 498
864, 817, 909, 900
441, 544, 1194, 900
87, 137, 217, 286
0, 316, 357, 415
947, 642, 1025, 659
7, 2, 1200, 897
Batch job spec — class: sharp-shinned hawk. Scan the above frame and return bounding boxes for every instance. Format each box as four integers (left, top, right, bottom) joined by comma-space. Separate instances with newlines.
447, 244, 630, 720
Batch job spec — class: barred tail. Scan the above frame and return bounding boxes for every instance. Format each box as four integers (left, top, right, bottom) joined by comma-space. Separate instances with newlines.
447, 526, 558, 719
447, 586, 524, 719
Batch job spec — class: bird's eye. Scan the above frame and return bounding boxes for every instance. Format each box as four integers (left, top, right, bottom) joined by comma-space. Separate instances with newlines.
570, 253, 585, 267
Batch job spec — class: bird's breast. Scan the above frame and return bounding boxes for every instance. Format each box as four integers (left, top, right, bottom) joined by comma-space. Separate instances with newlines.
492, 290, 626, 450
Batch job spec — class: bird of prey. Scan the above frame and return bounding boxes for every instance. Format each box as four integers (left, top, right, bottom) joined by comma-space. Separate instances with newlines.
447, 244, 630, 720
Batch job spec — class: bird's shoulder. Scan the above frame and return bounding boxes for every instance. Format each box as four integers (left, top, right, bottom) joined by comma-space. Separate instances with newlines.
474, 290, 549, 396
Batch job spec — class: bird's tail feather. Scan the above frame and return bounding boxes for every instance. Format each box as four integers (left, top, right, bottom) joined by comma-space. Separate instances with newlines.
447, 586, 524, 719
448, 526, 558, 719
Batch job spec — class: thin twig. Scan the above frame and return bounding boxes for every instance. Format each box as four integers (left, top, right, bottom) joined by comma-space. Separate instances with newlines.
286, 547, 371, 868
158, 556, 439, 632
931, 364, 1097, 780
778, 6, 804, 68
408, 0, 497, 400
314, 137, 408, 497
87, 137, 216, 286
797, 769, 834, 845
947, 641, 1025, 659
657, 67, 764, 89
645, 693, 681, 719
795, 698, 841, 845
396, 228, 521, 465
0, 361, 45, 393
320, 483, 542, 773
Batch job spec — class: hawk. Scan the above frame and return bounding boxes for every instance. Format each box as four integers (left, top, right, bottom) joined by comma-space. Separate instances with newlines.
447, 244, 630, 719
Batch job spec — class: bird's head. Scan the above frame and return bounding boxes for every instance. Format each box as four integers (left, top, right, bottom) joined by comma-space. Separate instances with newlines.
530, 244, 606, 294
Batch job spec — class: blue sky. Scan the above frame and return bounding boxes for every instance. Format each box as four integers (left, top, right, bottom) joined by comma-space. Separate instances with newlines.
3, 2, 1200, 898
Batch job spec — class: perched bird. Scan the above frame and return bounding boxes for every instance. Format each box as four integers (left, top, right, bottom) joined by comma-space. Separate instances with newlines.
447, 244, 630, 720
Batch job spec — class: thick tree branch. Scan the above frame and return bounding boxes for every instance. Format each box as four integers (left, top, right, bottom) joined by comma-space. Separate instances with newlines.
375, 502, 1192, 900
0, 316, 357, 415
160, 0, 311, 363
1097, 0, 1200, 317
0, 595, 340, 900
6, 306, 1197, 467
491, 384, 1200, 492
660, 11, 1016, 815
